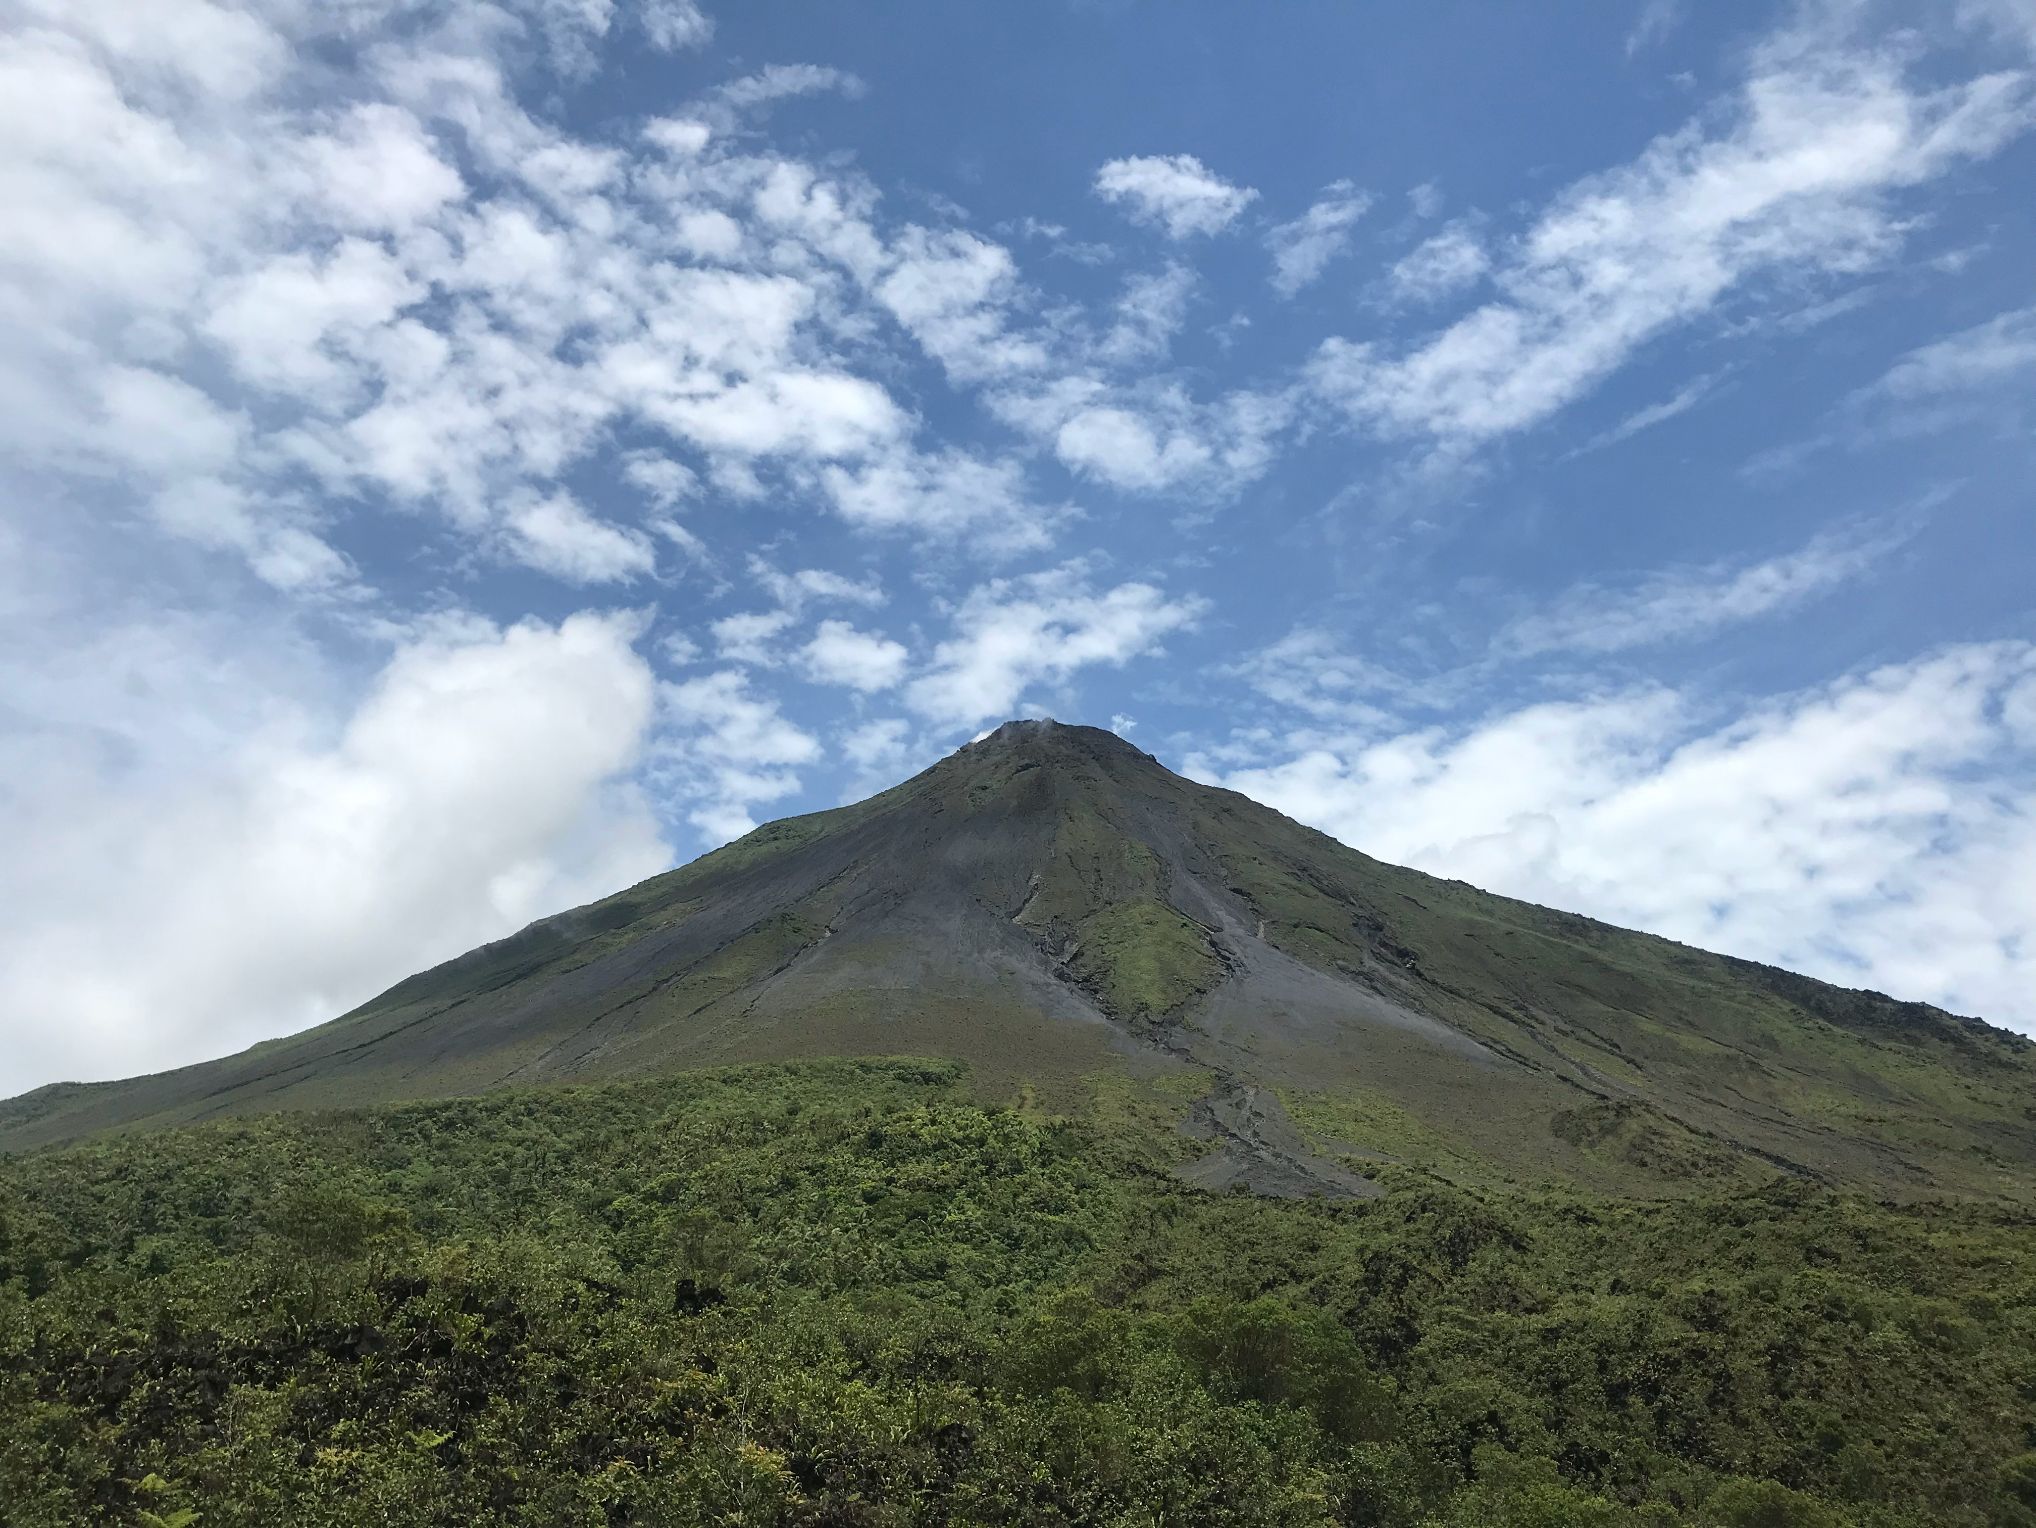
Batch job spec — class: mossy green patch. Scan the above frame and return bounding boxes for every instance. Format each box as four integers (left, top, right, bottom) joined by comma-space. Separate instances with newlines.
1017, 800, 1166, 932
1069, 898, 1223, 1020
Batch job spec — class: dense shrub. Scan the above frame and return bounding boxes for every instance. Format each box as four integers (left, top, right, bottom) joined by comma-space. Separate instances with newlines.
2, 1060, 2030, 1525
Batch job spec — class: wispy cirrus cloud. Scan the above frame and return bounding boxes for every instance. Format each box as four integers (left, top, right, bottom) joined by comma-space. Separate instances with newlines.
1564, 371, 1728, 457
1499, 523, 1908, 657
1850, 304, 2036, 406
1310, 14, 2036, 455
1744, 304, 2036, 477
1385, 222, 1488, 306
1267, 181, 1371, 296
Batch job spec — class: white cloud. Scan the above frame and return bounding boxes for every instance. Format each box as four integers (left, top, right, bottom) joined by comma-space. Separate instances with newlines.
1055, 406, 1213, 492
820, 447, 1063, 552
1959, 0, 2036, 54
876, 226, 1046, 383
10, 0, 289, 100
749, 557, 886, 610
0, 609, 668, 1093
1313, 20, 2036, 450
1045, 385, 1291, 497
705, 63, 863, 121
642, 370, 908, 460
1501, 525, 1902, 656
507, 492, 657, 583
295, 103, 465, 234
1267, 180, 1371, 296
1099, 262, 1198, 363
836, 714, 936, 799
622, 452, 699, 507
1853, 304, 2036, 404
1625, 0, 1685, 58
710, 609, 796, 665
1386, 222, 1488, 305
1094, 153, 1258, 239
641, 0, 714, 51
1194, 642, 2036, 1031
202, 238, 425, 399
149, 477, 355, 592
657, 669, 821, 841
801, 619, 909, 692
0, 0, 1038, 600
1748, 305, 2036, 474
1224, 627, 1409, 727
1565, 371, 1724, 456
907, 564, 1208, 727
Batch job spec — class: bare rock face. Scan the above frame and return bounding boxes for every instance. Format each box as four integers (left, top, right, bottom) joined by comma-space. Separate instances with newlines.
8, 719, 2034, 1201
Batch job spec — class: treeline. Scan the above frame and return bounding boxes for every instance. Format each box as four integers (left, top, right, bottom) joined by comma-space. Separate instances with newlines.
2, 1059, 2032, 1526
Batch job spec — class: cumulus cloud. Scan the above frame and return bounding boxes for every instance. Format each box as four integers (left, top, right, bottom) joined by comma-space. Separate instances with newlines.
820, 447, 1064, 553
1193, 642, 2036, 1032
907, 564, 1208, 727
1267, 181, 1371, 296
1055, 407, 1213, 492
1311, 18, 2036, 452
1044, 385, 1292, 497
0, 0, 1053, 602
0, 610, 668, 1093
876, 226, 1047, 383
1625, 0, 1685, 58
836, 715, 923, 798
507, 493, 658, 583
801, 619, 909, 692
1094, 154, 1258, 239
704, 62, 863, 121
711, 609, 797, 665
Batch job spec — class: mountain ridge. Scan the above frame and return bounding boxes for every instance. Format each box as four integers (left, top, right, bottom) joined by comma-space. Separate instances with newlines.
6, 719, 2032, 1198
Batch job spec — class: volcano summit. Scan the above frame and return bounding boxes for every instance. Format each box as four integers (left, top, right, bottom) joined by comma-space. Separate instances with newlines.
6, 720, 2031, 1197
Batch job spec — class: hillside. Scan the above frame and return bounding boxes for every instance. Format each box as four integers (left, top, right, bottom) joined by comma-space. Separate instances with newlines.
5, 1061, 2036, 1527
6, 719, 2032, 1199
7, 721, 2036, 1525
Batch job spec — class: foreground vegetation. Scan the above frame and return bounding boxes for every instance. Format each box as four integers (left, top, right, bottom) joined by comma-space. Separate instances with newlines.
3, 1059, 2033, 1526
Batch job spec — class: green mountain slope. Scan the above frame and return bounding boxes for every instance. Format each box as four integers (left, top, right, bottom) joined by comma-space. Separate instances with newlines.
5, 720, 2032, 1198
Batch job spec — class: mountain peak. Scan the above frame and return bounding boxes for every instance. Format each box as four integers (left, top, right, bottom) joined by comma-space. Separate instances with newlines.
939, 718, 1167, 792
8, 718, 2033, 1202
964, 716, 1153, 761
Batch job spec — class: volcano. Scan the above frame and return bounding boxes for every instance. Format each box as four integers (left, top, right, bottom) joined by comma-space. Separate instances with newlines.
6, 719, 2032, 1196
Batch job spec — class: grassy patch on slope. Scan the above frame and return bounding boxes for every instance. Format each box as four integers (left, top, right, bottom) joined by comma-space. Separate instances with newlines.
1070, 899, 1224, 1020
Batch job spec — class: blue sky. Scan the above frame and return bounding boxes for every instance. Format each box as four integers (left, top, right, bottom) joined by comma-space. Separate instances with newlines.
4, 0, 2034, 1091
